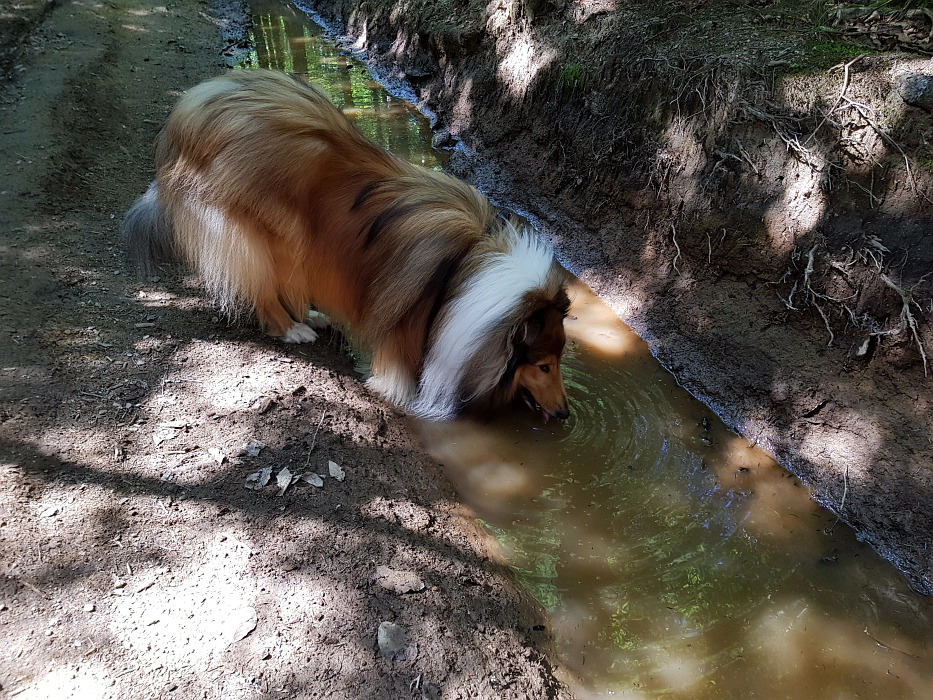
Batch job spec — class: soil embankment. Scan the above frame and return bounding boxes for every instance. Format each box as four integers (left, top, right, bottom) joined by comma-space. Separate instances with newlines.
305, 0, 933, 594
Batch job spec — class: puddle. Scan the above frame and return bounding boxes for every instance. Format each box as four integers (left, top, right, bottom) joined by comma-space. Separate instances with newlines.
245, 2, 933, 697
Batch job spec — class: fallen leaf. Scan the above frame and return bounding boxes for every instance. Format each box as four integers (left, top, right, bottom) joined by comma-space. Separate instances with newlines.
328, 460, 345, 481
277, 467, 294, 495
301, 473, 324, 487
245, 466, 272, 490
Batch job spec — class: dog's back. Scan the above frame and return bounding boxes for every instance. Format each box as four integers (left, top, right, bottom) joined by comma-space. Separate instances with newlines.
121, 70, 569, 420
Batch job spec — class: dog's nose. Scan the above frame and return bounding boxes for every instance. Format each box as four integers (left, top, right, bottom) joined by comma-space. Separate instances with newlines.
555, 406, 570, 420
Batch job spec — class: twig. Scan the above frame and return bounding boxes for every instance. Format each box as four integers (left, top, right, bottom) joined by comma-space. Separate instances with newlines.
303, 408, 328, 470
807, 55, 864, 144
814, 302, 835, 346
827, 463, 849, 534
17, 578, 49, 599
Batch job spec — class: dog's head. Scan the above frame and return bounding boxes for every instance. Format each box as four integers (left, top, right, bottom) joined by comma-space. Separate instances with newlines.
511, 297, 570, 422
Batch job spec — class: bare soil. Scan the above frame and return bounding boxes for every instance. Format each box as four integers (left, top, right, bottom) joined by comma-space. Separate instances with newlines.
304, 0, 933, 595
0, 1, 569, 698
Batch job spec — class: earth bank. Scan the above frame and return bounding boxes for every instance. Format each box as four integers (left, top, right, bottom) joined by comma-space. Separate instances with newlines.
302, 0, 933, 594
0, 0, 571, 697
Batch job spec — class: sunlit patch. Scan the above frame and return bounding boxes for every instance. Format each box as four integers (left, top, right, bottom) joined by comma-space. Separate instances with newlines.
109, 535, 256, 665
120, 24, 147, 32
568, 0, 619, 24
127, 6, 167, 15
763, 161, 825, 254
12, 662, 113, 700
564, 279, 640, 357
496, 32, 557, 99
798, 419, 878, 480
179, 342, 283, 412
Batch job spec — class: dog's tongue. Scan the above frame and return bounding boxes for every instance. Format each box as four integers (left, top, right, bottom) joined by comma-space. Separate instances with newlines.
541, 409, 550, 423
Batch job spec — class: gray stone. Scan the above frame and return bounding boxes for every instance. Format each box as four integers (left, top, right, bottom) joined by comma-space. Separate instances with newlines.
896, 73, 933, 112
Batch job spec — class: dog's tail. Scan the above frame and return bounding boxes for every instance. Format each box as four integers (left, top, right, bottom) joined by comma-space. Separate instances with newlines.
121, 182, 176, 276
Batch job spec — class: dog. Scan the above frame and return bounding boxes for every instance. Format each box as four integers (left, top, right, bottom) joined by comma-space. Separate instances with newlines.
121, 70, 570, 421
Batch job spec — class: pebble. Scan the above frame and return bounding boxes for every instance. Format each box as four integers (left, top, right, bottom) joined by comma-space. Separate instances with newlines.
377, 621, 408, 657
896, 73, 933, 112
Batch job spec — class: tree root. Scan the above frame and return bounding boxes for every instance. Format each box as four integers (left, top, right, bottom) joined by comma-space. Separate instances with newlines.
880, 274, 930, 377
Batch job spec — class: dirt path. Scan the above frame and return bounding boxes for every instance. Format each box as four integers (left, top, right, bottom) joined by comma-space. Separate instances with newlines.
0, 1, 570, 698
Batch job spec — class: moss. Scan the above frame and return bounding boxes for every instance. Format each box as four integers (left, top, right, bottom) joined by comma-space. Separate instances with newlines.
786, 40, 876, 74
558, 63, 587, 93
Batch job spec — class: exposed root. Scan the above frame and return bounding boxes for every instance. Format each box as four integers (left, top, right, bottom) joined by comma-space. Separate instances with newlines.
670, 222, 682, 276
879, 274, 929, 377
781, 243, 930, 362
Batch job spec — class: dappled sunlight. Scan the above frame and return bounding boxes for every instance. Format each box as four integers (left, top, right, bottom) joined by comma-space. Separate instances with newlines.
13, 662, 114, 700
496, 34, 556, 99
568, 0, 618, 24
108, 534, 256, 666
486, 5, 556, 100
565, 279, 641, 358
763, 160, 826, 255
798, 417, 880, 481
178, 341, 284, 413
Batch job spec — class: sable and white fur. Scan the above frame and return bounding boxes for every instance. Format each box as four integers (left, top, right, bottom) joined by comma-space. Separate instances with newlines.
122, 70, 570, 420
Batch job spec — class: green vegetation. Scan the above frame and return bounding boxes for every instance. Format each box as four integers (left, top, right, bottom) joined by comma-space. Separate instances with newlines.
557, 63, 587, 94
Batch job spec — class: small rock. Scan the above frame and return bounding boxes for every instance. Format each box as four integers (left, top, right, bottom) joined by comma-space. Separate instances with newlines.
241, 441, 266, 458
39, 506, 59, 518
377, 621, 408, 657
208, 447, 225, 465
276, 467, 295, 495
83, 603, 95, 613
253, 397, 274, 414
896, 73, 933, 112
226, 607, 258, 646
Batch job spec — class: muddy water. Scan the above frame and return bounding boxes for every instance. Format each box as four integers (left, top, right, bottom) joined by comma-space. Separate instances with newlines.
247, 3, 933, 697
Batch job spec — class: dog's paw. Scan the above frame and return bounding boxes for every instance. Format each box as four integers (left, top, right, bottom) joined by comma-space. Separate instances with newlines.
282, 322, 319, 344
305, 310, 332, 329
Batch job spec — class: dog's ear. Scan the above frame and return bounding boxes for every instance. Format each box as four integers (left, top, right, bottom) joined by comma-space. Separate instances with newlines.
514, 318, 542, 347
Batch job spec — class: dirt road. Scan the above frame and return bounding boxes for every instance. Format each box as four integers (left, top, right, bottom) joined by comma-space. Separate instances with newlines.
0, 1, 569, 697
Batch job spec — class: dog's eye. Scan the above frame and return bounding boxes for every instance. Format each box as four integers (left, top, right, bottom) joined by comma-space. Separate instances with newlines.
538, 364, 551, 374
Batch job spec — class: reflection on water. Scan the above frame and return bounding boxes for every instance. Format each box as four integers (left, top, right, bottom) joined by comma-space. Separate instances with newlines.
418, 282, 933, 698
242, 3, 933, 697
244, 0, 446, 171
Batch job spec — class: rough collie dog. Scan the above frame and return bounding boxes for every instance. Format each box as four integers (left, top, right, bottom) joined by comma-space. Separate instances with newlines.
121, 70, 570, 421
